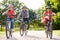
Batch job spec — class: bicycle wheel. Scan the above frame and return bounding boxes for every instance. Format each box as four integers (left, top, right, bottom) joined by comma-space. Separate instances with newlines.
45, 21, 50, 38
45, 28, 48, 38
49, 23, 52, 39
20, 24, 24, 36
48, 27, 52, 39
10, 29, 12, 37
49, 31, 52, 39
25, 25, 27, 36
6, 21, 12, 39
47, 22, 52, 39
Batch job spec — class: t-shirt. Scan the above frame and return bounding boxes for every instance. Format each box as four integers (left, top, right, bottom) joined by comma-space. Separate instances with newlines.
21, 10, 29, 18
43, 11, 52, 22
7, 10, 14, 18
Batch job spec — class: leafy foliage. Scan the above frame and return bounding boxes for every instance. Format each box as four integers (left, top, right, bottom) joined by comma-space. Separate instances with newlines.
44, 0, 60, 30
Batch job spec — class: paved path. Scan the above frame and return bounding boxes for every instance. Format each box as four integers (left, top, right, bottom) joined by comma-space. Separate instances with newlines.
0, 31, 60, 40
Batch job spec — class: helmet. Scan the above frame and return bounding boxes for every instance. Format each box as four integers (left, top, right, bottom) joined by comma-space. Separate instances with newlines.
8, 4, 14, 8
46, 6, 50, 9
22, 6, 27, 9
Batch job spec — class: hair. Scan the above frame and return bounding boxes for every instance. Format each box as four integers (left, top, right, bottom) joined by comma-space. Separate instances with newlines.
8, 4, 14, 8
22, 6, 27, 9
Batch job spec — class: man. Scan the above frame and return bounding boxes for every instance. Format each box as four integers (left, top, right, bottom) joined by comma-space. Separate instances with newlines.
17, 6, 30, 30
42, 6, 56, 39
2, 4, 16, 32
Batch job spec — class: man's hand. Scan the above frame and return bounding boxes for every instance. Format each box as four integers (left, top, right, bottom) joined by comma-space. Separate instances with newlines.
2, 12, 6, 16
2, 10, 8, 16
17, 13, 21, 20
27, 15, 29, 18
52, 12, 56, 16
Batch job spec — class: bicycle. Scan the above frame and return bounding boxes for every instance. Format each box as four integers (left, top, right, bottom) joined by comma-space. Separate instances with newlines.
20, 21, 28, 36
6, 20, 12, 39
45, 20, 52, 39
43, 13, 52, 39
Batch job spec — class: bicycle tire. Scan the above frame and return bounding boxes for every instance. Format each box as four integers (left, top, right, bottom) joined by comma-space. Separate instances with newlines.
47, 21, 52, 39
20, 23, 27, 36
6, 21, 12, 39
20, 24, 24, 36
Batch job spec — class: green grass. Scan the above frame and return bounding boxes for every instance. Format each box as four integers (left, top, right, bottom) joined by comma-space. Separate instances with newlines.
29, 27, 44, 31
53, 30, 60, 36
0, 27, 5, 36
0, 27, 44, 31
0, 31, 5, 36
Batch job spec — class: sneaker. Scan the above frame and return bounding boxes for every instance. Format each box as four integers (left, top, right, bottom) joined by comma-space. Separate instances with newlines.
12, 29, 15, 32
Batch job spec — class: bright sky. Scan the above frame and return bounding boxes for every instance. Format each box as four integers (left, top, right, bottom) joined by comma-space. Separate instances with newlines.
0, 0, 45, 10
0, 0, 3, 3
19, 0, 45, 10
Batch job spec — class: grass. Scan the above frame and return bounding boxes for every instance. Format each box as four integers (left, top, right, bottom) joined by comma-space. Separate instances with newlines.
0, 31, 5, 36
53, 30, 60, 36
0, 27, 44, 31
0, 27, 5, 36
29, 27, 44, 31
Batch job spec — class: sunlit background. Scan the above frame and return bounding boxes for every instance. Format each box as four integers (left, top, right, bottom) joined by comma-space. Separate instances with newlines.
0, 0, 45, 10
0, 0, 60, 38
19, 0, 45, 10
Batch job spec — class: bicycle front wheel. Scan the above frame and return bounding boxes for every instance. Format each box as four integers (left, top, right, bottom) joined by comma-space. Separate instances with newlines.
6, 21, 12, 39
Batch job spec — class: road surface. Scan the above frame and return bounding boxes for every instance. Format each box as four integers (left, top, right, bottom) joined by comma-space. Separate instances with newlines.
0, 31, 60, 40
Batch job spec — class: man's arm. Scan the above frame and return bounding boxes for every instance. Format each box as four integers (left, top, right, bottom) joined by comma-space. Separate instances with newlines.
27, 10, 29, 18
41, 11, 45, 23
14, 11, 17, 15
17, 13, 21, 19
27, 12, 29, 18
52, 12, 56, 16
2, 11, 7, 15
42, 11, 46, 17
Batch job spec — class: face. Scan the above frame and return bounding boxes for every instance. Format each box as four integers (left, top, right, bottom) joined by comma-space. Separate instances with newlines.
46, 8, 51, 12
22, 8, 26, 11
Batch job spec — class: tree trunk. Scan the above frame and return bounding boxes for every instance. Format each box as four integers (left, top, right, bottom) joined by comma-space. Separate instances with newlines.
0, 23, 2, 31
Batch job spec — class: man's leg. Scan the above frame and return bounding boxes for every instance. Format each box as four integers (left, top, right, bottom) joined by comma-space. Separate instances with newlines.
27, 18, 30, 30
11, 19, 14, 32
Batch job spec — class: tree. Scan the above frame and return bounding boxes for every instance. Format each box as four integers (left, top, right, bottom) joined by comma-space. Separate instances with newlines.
29, 9, 36, 21
0, 0, 23, 31
44, 0, 60, 30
